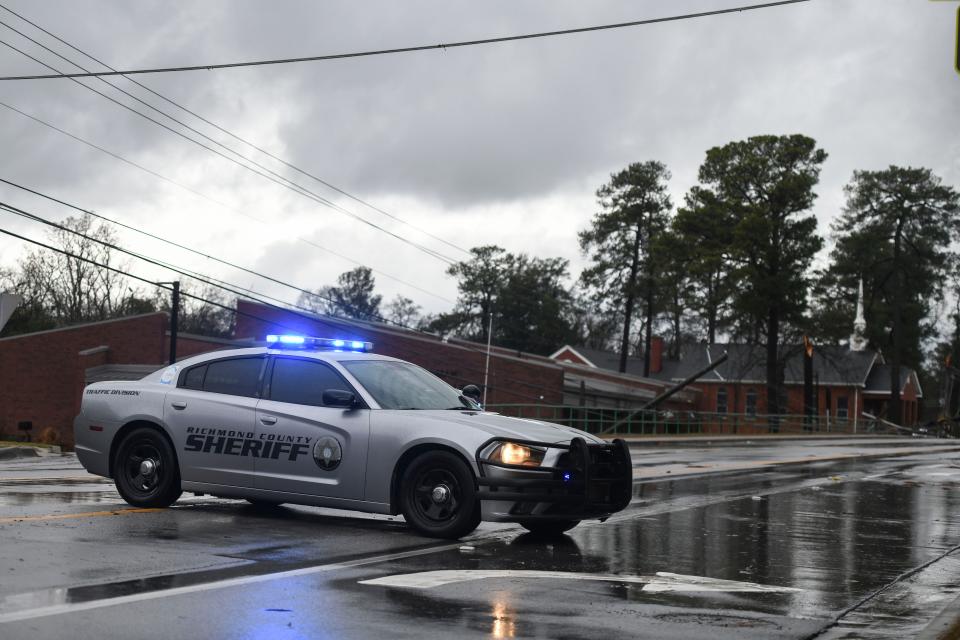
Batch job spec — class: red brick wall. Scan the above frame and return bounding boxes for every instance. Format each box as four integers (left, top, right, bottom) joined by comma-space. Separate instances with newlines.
235, 301, 563, 405
0, 313, 169, 446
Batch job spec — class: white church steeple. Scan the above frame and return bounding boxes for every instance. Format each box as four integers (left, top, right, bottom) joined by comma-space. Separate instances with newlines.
849, 278, 867, 351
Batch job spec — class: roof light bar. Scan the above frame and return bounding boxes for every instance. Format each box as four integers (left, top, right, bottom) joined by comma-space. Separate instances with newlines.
265, 334, 373, 352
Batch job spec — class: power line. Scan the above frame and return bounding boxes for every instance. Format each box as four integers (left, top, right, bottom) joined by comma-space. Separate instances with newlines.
0, 198, 352, 318
0, 37, 457, 265
0, 2, 470, 257
0, 201, 568, 400
0, 224, 302, 334
0, 176, 452, 309
0, 216, 554, 401
0, 102, 454, 303
0, 1, 811, 81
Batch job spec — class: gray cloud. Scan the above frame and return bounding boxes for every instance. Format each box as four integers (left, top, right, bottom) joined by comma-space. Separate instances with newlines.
0, 0, 957, 313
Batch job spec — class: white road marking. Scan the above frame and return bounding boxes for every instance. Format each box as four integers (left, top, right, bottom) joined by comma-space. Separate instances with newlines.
0, 542, 466, 625
358, 569, 802, 593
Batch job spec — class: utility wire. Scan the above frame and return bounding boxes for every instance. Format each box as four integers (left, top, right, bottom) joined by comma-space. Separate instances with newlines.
0, 177, 452, 312
0, 2, 470, 257
0, 200, 365, 320
0, 197, 352, 317
0, 225, 307, 336
0, 103, 454, 302
0, 37, 456, 265
0, 1, 810, 80
0, 201, 565, 400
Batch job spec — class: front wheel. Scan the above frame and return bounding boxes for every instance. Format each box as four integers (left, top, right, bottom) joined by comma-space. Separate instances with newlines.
400, 451, 480, 539
113, 427, 182, 507
520, 520, 580, 537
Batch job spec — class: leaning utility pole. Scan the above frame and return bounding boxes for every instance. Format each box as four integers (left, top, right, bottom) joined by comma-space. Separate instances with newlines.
159, 281, 181, 364
482, 310, 494, 406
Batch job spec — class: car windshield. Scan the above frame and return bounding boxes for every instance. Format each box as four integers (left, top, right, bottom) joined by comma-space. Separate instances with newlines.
341, 360, 476, 410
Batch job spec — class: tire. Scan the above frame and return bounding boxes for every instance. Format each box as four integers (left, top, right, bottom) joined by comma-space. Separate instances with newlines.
245, 499, 285, 508
520, 520, 580, 537
400, 450, 480, 539
113, 427, 182, 507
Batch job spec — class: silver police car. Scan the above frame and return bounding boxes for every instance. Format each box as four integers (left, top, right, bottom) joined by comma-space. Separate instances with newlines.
74, 335, 633, 539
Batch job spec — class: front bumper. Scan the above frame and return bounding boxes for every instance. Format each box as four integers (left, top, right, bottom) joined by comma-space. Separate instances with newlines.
476, 437, 633, 521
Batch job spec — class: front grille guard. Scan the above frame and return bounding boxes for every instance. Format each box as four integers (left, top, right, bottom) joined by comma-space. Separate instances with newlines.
475, 436, 633, 511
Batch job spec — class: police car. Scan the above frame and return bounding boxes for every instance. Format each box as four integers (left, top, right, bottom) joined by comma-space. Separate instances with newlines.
73, 335, 633, 539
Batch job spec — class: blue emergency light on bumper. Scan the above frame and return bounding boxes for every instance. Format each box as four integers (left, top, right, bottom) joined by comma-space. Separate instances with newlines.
265, 335, 373, 352
475, 437, 633, 514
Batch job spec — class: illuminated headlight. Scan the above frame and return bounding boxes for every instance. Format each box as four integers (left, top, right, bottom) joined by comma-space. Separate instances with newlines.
482, 441, 546, 467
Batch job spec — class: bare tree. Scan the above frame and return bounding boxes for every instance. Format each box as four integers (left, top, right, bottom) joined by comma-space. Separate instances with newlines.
385, 295, 421, 327
15, 214, 139, 325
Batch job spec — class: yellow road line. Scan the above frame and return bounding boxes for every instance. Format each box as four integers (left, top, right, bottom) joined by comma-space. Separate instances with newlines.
0, 508, 163, 524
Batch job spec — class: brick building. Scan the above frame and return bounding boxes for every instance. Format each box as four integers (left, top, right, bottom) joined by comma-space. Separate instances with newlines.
550, 283, 924, 428
0, 301, 696, 447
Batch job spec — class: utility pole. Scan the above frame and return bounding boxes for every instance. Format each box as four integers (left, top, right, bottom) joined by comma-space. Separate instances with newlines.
803, 336, 814, 432
159, 281, 181, 364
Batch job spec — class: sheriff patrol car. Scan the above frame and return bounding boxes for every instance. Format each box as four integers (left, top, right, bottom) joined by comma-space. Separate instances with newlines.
73, 335, 633, 539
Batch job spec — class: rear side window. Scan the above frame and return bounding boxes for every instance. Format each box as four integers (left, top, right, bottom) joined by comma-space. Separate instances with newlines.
269, 358, 353, 407
182, 365, 206, 390
202, 358, 263, 397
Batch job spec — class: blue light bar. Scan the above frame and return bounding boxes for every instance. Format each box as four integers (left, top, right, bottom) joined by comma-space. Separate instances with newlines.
264, 335, 373, 352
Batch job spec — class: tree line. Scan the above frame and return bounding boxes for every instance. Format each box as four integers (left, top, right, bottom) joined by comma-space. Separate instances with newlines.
3, 133, 959, 421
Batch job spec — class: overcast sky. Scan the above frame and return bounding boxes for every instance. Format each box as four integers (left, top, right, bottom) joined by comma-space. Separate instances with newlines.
0, 0, 957, 319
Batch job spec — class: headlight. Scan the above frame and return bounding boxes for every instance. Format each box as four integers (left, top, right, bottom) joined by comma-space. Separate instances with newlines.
484, 441, 546, 467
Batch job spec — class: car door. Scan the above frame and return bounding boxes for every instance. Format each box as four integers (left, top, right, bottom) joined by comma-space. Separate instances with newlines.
254, 356, 370, 501
164, 356, 265, 488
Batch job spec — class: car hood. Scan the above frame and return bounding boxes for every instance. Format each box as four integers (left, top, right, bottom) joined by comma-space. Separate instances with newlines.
413, 410, 605, 445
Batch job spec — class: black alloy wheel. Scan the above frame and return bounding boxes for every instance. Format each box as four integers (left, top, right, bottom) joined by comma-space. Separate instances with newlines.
400, 451, 480, 539
520, 520, 581, 537
113, 427, 182, 507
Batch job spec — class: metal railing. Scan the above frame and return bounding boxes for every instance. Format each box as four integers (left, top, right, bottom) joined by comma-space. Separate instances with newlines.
483, 404, 886, 436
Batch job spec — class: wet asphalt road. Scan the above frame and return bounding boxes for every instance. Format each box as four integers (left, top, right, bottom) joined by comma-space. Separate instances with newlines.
3, 439, 960, 639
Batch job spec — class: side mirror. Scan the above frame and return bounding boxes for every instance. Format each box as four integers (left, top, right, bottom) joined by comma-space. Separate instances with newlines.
323, 389, 357, 408
461, 384, 482, 403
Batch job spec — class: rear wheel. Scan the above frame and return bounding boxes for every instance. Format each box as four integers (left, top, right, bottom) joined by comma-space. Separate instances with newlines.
520, 520, 580, 537
400, 451, 480, 539
113, 427, 182, 507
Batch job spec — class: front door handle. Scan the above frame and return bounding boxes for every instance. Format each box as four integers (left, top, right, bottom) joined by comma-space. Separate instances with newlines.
171, 401, 187, 410
259, 415, 278, 425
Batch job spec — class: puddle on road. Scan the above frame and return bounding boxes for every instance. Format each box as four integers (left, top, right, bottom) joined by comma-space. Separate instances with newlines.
344, 458, 960, 637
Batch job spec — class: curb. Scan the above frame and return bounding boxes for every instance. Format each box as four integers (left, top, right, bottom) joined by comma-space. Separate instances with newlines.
630, 445, 960, 482
611, 435, 953, 448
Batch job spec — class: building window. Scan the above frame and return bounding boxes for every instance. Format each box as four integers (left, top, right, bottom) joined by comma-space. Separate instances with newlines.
745, 389, 757, 416
837, 396, 849, 419
717, 387, 728, 414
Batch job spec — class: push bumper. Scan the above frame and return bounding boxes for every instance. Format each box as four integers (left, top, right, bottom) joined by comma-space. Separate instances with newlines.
476, 437, 633, 521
